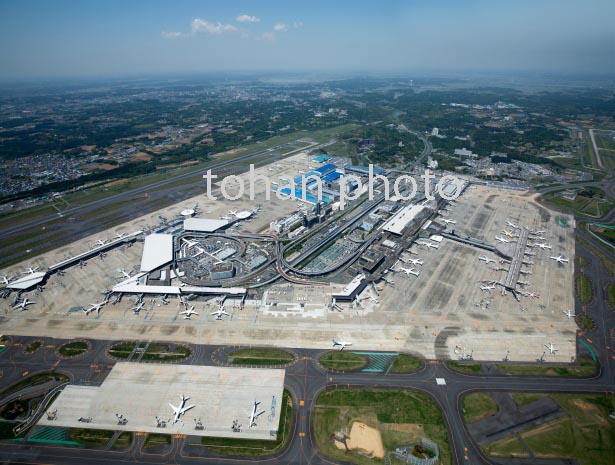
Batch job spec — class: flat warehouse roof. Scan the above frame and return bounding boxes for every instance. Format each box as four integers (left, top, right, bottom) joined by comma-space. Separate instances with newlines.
184, 217, 229, 233
39, 363, 286, 440
382, 204, 426, 235
140, 233, 173, 272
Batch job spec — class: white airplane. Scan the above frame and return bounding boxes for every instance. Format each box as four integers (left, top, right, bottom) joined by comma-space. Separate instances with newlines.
535, 243, 552, 250
478, 256, 496, 264
417, 241, 438, 249
229, 210, 237, 216
563, 310, 576, 319
550, 255, 569, 264
23, 267, 39, 275
246, 401, 265, 428
181, 238, 199, 249
544, 343, 558, 354
495, 236, 510, 243
118, 269, 132, 279
332, 339, 352, 351
161, 295, 170, 305
442, 218, 456, 225
363, 294, 379, 304
398, 267, 420, 277
0, 275, 13, 285
96, 239, 108, 246
501, 230, 516, 238
13, 298, 35, 310
506, 221, 520, 229
407, 258, 424, 266
211, 307, 230, 320
480, 285, 496, 292
180, 306, 199, 320
132, 302, 145, 314
380, 276, 395, 286
115, 232, 125, 239
84, 302, 105, 315
169, 395, 195, 424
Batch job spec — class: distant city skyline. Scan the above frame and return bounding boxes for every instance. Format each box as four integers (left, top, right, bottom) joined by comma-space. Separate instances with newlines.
0, 0, 613, 80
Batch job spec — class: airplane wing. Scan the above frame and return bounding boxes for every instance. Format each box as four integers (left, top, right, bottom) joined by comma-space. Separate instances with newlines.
169, 403, 179, 413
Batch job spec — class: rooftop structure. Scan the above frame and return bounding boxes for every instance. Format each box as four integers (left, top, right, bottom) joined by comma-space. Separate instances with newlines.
140, 234, 173, 272
382, 204, 427, 236
39, 363, 285, 440
184, 218, 229, 233
332, 273, 366, 301
343, 164, 386, 176
312, 155, 331, 163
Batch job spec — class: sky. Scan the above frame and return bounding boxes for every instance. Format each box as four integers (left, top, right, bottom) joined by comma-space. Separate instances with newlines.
0, 0, 613, 80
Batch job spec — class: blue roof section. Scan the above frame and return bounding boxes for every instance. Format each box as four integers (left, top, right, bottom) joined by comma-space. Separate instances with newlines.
344, 164, 386, 176
313, 155, 331, 163
272, 186, 332, 204
322, 171, 342, 182
314, 163, 336, 175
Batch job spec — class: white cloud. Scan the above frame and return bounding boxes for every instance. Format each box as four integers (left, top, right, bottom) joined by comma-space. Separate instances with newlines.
236, 14, 260, 23
273, 23, 289, 32
191, 18, 237, 35
161, 31, 182, 39
259, 31, 276, 42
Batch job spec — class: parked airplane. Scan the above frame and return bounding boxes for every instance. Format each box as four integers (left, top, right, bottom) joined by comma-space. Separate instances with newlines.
0, 275, 13, 285
229, 210, 237, 216
480, 285, 496, 292
544, 343, 558, 354
22, 267, 39, 275
506, 221, 520, 229
118, 269, 132, 279
550, 255, 569, 264
85, 302, 104, 315
332, 339, 352, 351
96, 239, 108, 246
532, 243, 550, 250
169, 395, 195, 424
132, 302, 145, 314
13, 298, 35, 310
563, 310, 576, 319
407, 258, 424, 266
478, 256, 496, 264
211, 307, 230, 320
180, 306, 199, 320
161, 295, 170, 305
398, 267, 420, 277
495, 236, 510, 243
380, 276, 395, 286
442, 219, 456, 225
247, 401, 265, 428
501, 230, 516, 238
417, 241, 438, 249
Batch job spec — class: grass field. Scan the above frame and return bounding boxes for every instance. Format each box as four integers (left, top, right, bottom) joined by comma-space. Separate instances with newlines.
577, 255, 589, 267
228, 348, 294, 366
483, 393, 615, 465
198, 389, 293, 456
578, 235, 615, 274
511, 393, 546, 407
319, 352, 367, 371
446, 361, 481, 374
462, 393, 498, 424
112, 432, 133, 449
607, 284, 615, 310
108, 342, 191, 361
498, 359, 597, 377
389, 354, 423, 374
68, 428, 114, 446
577, 314, 594, 330
144, 433, 171, 449
58, 341, 89, 357
24, 341, 41, 353
541, 187, 615, 218
313, 388, 452, 465
589, 224, 615, 246
575, 274, 593, 303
